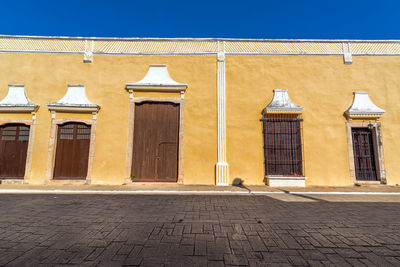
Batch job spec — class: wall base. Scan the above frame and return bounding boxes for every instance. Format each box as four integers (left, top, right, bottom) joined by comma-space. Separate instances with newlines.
266, 176, 306, 187
0, 179, 26, 185
216, 162, 229, 186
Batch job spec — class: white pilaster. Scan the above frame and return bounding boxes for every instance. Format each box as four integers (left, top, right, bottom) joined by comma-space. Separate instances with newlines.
216, 41, 229, 186
83, 40, 94, 63
343, 42, 352, 65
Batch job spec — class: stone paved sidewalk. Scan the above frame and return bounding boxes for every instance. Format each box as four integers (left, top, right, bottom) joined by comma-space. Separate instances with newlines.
0, 183, 400, 193
0, 194, 400, 266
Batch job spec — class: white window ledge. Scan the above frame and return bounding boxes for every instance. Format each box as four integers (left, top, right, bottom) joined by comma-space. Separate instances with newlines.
266, 176, 307, 187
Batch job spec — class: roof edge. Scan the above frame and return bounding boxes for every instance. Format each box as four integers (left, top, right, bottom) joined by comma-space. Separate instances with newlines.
0, 34, 399, 43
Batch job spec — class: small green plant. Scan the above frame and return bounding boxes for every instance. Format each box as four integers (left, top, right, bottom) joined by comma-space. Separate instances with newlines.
130, 173, 135, 182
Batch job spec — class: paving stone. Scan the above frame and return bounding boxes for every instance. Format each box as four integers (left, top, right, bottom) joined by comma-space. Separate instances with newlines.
224, 254, 248, 265
248, 236, 268, 252
288, 255, 308, 266
0, 194, 399, 265
194, 240, 207, 256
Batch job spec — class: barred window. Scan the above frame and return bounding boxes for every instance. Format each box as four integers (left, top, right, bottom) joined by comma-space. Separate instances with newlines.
0, 125, 30, 141
59, 124, 74, 140
263, 113, 304, 176
58, 123, 91, 140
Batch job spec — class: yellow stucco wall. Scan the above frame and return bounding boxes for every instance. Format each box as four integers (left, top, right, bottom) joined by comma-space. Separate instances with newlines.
0, 52, 399, 186
0, 53, 217, 185
226, 55, 400, 186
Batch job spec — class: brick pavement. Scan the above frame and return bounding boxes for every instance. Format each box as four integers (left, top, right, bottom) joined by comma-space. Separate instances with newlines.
1, 183, 400, 193
0, 194, 399, 266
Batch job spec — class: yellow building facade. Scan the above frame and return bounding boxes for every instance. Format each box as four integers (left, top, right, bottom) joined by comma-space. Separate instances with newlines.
0, 36, 399, 186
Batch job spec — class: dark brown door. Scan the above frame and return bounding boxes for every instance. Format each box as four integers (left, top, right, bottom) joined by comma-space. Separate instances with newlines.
53, 123, 91, 179
0, 124, 30, 179
132, 102, 179, 182
352, 128, 378, 181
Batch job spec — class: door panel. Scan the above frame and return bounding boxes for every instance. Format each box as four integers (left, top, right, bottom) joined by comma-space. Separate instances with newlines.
352, 128, 378, 181
157, 142, 178, 180
0, 124, 30, 179
53, 123, 91, 179
132, 102, 179, 182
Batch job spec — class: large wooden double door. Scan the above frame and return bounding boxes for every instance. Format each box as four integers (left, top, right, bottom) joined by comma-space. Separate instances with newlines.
132, 102, 180, 182
53, 122, 91, 179
0, 124, 30, 179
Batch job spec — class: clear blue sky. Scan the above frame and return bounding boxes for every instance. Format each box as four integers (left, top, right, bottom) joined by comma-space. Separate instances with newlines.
1, 0, 399, 39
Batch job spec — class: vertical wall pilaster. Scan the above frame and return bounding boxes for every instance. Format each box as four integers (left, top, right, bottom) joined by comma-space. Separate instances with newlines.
216, 41, 229, 186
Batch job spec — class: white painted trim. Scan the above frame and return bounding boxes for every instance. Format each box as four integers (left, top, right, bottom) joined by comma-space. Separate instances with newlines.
126, 65, 188, 91
0, 189, 399, 195
2, 34, 400, 42
216, 41, 229, 186
0, 84, 38, 112
1, 50, 400, 57
265, 89, 303, 112
266, 176, 307, 187
345, 92, 385, 118
47, 84, 100, 112
1, 35, 400, 57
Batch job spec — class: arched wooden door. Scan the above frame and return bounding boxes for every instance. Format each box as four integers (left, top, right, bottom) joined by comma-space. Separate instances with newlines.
0, 124, 30, 179
53, 122, 91, 179
132, 102, 180, 182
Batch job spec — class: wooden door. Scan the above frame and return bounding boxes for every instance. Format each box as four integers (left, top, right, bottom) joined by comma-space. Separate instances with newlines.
352, 128, 378, 181
0, 124, 30, 179
53, 123, 91, 179
132, 102, 179, 182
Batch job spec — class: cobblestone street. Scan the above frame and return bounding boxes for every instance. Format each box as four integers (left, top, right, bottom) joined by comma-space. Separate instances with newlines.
0, 193, 400, 266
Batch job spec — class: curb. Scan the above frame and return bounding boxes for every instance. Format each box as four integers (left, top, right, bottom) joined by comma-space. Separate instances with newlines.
0, 189, 399, 195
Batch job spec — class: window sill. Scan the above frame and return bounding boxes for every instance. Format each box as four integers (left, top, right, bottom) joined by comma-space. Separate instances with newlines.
0, 179, 26, 185
266, 175, 307, 187
355, 180, 384, 185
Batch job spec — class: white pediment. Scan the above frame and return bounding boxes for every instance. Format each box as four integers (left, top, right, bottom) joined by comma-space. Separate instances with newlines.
126, 65, 187, 91
265, 89, 303, 112
47, 84, 100, 112
346, 92, 385, 117
0, 84, 38, 112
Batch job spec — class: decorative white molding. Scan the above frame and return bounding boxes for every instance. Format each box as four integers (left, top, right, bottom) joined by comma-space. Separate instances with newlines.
345, 92, 385, 118
266, 176, 306, 187
0, 84, 38, 113
84, 51, 93, 63
265, 89, 303, 113
2, 35, 400, 56
216, 41, 229, 186
217, 51, 225, 62
47, 84, 100, 113
126, 65, 188, 92
344, 53, 352, 64
343, 43, 353, 64
83, 40, 94, 63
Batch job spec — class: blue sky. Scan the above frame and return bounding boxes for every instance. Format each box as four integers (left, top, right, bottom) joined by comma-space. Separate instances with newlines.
1, 0, 399, 39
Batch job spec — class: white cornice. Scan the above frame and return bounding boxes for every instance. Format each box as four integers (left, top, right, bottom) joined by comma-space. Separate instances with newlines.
47, 84, 100, 113
126, 65, 187, 92
0, 84, 38, 113
1, 34, 400, 43
264, 89, 303, 113
346, 92, 385, 118
1, 35, 400, 57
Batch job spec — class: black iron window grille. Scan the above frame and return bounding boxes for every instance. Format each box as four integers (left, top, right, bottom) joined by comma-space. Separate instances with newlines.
262, 113, 304, 176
